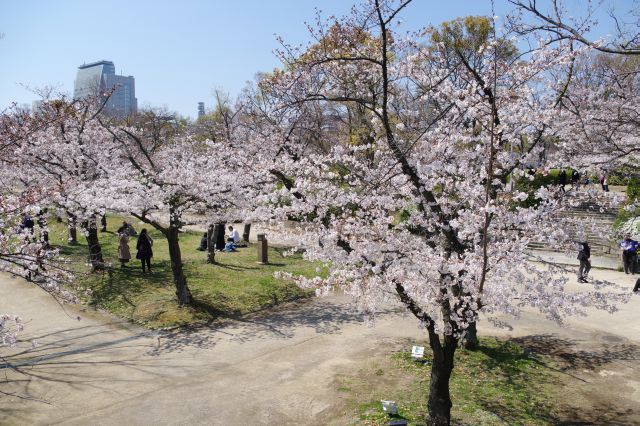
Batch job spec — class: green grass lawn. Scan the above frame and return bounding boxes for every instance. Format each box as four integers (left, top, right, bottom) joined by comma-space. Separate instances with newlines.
338, 337, 559, 425
48, 215, 321, 328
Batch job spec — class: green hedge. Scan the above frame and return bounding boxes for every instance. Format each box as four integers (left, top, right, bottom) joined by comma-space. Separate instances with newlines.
627, 177, 640, 202
514, 168, 574, 207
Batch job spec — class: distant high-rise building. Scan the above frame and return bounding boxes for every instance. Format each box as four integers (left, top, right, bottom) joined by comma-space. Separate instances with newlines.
198, 102, 205, 118
73, 60, 137, 117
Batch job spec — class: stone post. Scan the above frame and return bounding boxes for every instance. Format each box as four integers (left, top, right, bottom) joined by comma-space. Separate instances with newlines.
257, 233, 268, 264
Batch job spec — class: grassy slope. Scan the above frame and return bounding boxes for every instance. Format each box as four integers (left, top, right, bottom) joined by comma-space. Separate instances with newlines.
337, 338, 559, 425
49, 215, 319, 328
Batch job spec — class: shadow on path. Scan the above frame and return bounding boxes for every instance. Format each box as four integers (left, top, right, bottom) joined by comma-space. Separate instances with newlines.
150, 298, 403, 354
505, 334, 640, 425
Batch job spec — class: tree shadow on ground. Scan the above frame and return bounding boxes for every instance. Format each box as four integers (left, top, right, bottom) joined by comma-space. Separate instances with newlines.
149, 298, 403, 355
209, 261, 260, 271
496, 334, 640, 425
87, 262, 174, 308
448, 335, 640, 425
0, 323, 174, 413
512, 334, 640, 371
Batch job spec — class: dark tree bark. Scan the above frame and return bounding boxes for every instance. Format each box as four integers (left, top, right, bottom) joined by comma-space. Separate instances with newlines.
206, 224, 215, 264
166, 227, 192, 305
427, 330, 457, 426
166, 210, 192, 305
81, 216, 104, 270
462, 322, 479, 351
67, 211, 78, 245
242, 223, 251, 242
100, 215, 107, 232
215, 223, 226, 250
37, 209, 49, 248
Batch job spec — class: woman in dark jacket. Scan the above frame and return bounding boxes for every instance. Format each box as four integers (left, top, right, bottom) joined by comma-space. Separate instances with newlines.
136, 229, 154, 273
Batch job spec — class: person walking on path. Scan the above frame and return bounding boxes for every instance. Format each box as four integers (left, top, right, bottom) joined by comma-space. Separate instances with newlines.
558, 169, 567, 193
117, 231, 131, 268
620, 234, 638, 275
136, 229, 154, 273
599, 173, 610, 192
571, 169, 580, 190
577, 241, 591, 283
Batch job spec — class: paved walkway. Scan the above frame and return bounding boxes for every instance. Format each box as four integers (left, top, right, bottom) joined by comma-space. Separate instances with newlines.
1, 266, 639, 425
530, 249, 623, 270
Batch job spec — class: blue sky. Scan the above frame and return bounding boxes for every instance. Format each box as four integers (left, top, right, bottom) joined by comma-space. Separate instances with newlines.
0, 0, 625, 119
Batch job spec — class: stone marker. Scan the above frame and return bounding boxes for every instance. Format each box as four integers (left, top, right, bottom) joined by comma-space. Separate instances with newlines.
381, 400, 398, 415
257, 233, 268, 264
411, 345, 424, 359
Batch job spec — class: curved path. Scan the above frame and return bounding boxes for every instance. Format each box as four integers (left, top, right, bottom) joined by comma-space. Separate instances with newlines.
1, 267, 639, 425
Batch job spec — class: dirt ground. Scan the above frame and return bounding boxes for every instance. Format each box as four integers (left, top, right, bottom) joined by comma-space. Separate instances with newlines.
1, 266, 639, 425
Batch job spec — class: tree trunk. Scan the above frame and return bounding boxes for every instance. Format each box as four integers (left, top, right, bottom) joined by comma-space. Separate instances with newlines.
242, 223, 251, 242
166, 226, 192, 305
215, 223, 226, 250
81, 217, 104, 271
427, 333, 457, 426
206, 224, 215, 264
67, 211, 78, 245
100, 215, 107, 232
462, 322, 479, 351
37, 209, 49, 248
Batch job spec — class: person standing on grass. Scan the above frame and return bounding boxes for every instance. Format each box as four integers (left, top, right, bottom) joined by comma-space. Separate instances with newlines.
136, 228, 154, 273
577, 241, 591, 283
117, 231, 131, 268
620, 234, 638, 275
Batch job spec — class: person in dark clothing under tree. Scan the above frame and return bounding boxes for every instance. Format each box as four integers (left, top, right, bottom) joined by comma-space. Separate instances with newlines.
577, 241, 591, 283
620, 234, 638, 275
558, 169, 567, 193
136, 229, 154, 273
571, 169, 580, 190
196, 232, 208, 251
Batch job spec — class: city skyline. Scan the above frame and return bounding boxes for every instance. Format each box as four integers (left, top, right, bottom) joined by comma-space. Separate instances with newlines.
0, 0, 623, 119
74, 60, 137, 117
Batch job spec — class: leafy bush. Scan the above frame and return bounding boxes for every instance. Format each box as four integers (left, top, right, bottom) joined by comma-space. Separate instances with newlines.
607, 165, 640, 186
514, 168, 573, 208
613, 178, 640, 237
627, 177, 640, 202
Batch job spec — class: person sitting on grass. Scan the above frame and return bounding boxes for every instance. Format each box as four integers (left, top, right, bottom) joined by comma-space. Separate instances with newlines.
222, 237, 237, 252
197, 232, 208, 251
227, 226, 240, 244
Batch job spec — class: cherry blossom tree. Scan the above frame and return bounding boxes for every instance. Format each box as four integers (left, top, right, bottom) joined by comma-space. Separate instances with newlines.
252, 1, 630, 423
0, 106, 79, 347
91, 110, 269, 305
2, 98, 117, 270
545, 51, 640, 172
507, 0, 640, 56
506, 1, 640, 168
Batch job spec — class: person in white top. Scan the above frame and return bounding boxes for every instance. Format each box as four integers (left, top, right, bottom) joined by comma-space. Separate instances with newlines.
228, 226, 241, 244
